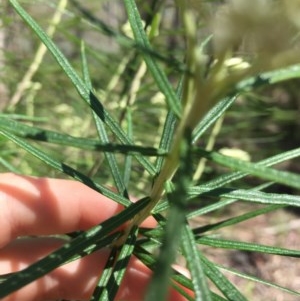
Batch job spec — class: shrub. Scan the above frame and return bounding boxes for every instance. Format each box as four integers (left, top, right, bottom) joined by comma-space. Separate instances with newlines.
1, 0, 300, 300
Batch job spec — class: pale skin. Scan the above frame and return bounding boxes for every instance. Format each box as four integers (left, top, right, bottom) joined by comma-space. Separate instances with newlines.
0, 173, 192, 301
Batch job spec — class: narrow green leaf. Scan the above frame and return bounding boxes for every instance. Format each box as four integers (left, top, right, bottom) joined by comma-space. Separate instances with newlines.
265, 64, 300, 83
91, 249, 118, 301
155, 76, 183, 171
237, 64, 300, 92
94, 115, 128, 195
200, 148, 300, 192
0, 117, 166, 156
200, 254, 248, 301
196, 148, 300, 190
211, 293, 230, 301
92, 226, 138, 301
185, 182, 272, 220
193, 204, 283, 234
98, 226, 138, 301
123, 108, 133, 186
81, 41, 93, 88
81, 43, 128, 197
198, 237, 300, 257
216, 264, 300, 298
0, 113, 47, 122
192, 96, 236, 144
218, 189, 300, 207
155, 110, 177, 171
181, 225, 212, 301
187, 198, 238, 219
124, 0, 182, 118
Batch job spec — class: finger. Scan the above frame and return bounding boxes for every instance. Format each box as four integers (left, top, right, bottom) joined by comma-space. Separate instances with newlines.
0, 173, 156, 247
0, 238, 192, 301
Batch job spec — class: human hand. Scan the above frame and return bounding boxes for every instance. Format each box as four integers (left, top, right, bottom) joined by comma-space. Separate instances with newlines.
0, 173, 191, 301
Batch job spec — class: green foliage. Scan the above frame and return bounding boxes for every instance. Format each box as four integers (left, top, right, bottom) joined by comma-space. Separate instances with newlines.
1, 0, 300, 300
